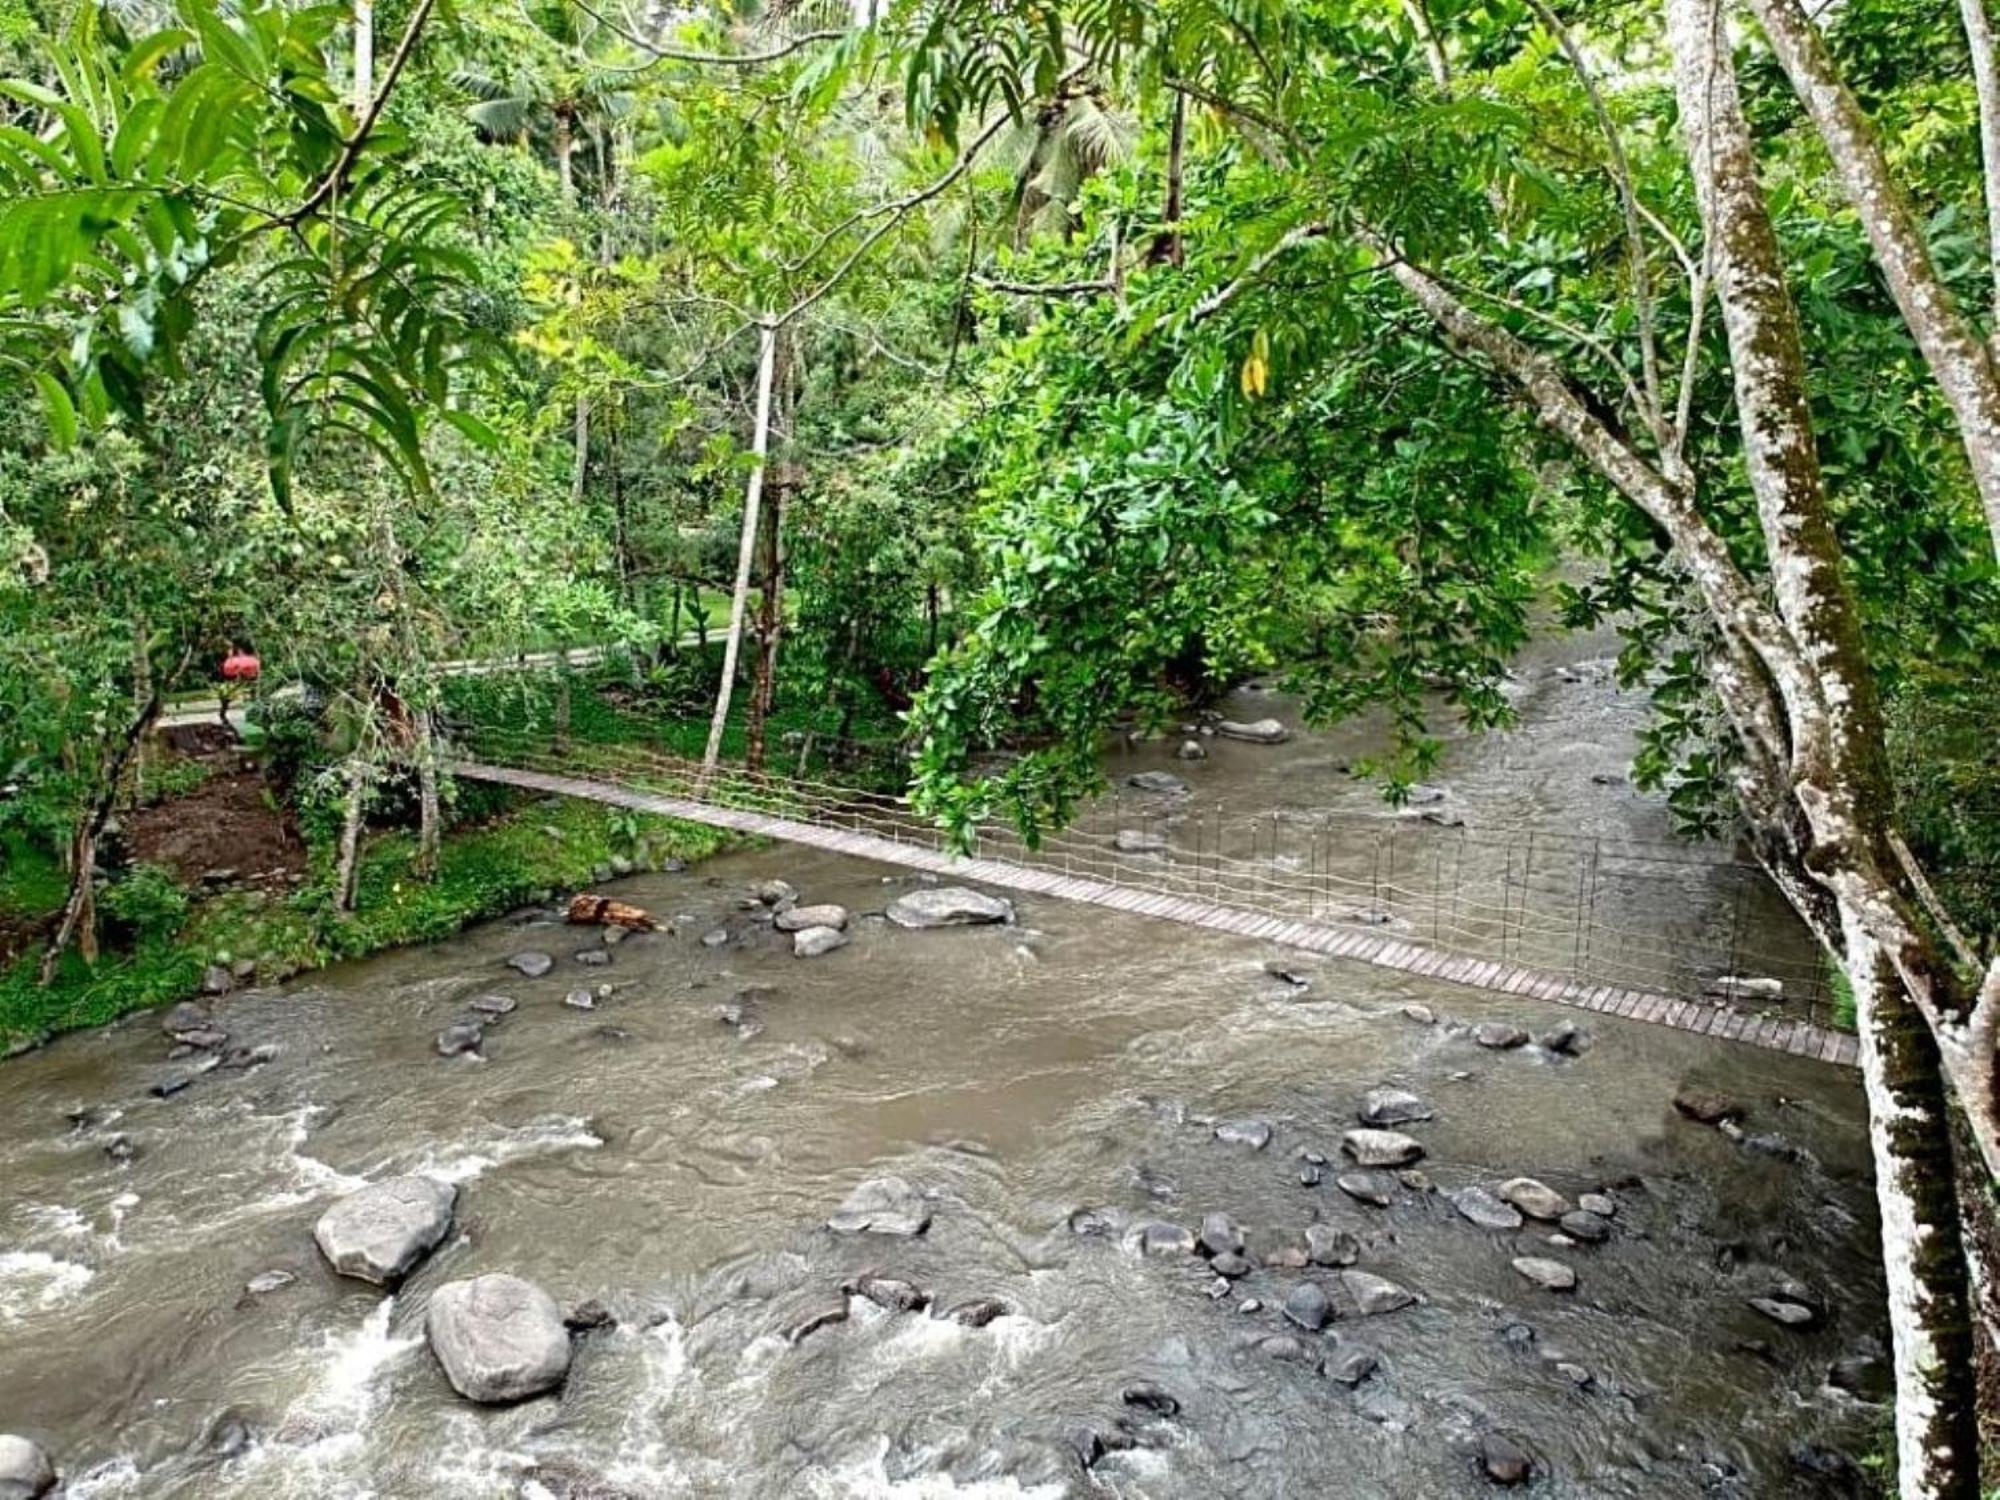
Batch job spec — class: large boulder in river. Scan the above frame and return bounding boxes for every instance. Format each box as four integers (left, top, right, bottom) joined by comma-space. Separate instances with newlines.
426, 1274, 571, 1404
885, 887, 1014, 930
1342, 1129, 1426, 1168
775, 903, 849, 933
792, 926, 850, 958
1497, 1178, 1571, 1222
826, 1175, 931, 1236
313, 1176, 457, 1284
1216, 718, 1290, 745
0, 1435, 55, 1499
1358, 1088, 1432, 1127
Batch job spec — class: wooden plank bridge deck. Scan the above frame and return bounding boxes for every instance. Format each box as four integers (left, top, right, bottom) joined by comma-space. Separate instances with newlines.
454, 761, 1859, 1070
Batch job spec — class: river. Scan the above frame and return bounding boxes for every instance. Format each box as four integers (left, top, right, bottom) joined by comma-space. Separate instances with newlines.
0, 639, 1884, 1498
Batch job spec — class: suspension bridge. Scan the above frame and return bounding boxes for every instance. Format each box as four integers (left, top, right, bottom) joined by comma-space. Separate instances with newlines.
449, 723, 1858, 1069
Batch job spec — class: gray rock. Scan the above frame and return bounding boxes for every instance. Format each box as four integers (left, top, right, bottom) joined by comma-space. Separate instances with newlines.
943, 1297, 1010, 1328
754, 880, 798, 908
785, 1303, 850, 1345
1451, 1186, 1524, 1231
161, 1001, 214, 1039
0, 1435, 55, 1499
1749, 1296, 1818, 1328
700, 927, 730, 948
827, 1176, 931, 1236
1210, 1251, 1253, 1278
1358, 1088, 1432, 1127
1511, 1256, 1577, 1292
1327, 1348, 1379, 1386
1198, 1212, 1245, 1258
1539, 1022, 1583, 1055
1282, 1282, 1332, 1331
573, 948, 610, 967
1176, 740, 1208, 761
1672, 1090, 1745, 1125
1341, 1129, 1425, 1168
601, 925, 628, 946
845, 1274, 929, 1313
201, 964, 233, 997
1128, 1220, 1196, 1256
467, 995, 517, 1017
1126, 771, 1188, 794
313, 1176, 456, 1284
426, 1273, 571, 1403
1706, 974, 1783, 1001
1214, 1118, 1273, 1150
1559, 1210, 1612, 1244
1480, 1432, 1534, 1486
1121, 1382, 1180, 1417
1473, 1022, 1529, 1050
1336, 1171, 1397, 1207
1343, 1269, 1417, 1315
885, 887, 1015, 929
435, 1022, 484, 1057
1498, 1178, 1571, 1221
793, 926, 850, 958
1305, 1224, 1360, 1267
1257, 1334, 1322, 1369
563, 989, 596, 1010
1216, 718, 1290, 744
1113, 829, 1168, 855
1405, 783, 1448, 804
506, 952, 553, 978
1401, 1003, 1437, 1025
1577, 1192, 1617, 1218
245, 1269, 296, 1296
775, 904, 849, 932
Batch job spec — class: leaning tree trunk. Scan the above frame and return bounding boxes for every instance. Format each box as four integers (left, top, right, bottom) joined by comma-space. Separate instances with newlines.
352, 0, 374, 114
702, 320, 780, 773
745, 473, 784, 772
39, 686, 167, 985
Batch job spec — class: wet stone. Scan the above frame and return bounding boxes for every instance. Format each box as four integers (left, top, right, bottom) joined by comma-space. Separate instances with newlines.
563, 1299, 615, 1332
827, 1176, 931, 1237
1282, 1282, 1332, 1331
943, 1297, 1009, 1328
1673, 1090, 1745, 1125
1451, 1186, 1524, 1231
1213, 1119, 1272, 1150
1512, 1256, 1578, 1292
1257, 1334, 1322, 1369
793, 926, 851, 958
1343, 1269, 1418, 1316
754, 879, 798, 908
1358, 1088, 1433, 1127
785, 1304, 849, 1345
1401, 1003, 1437, 1025
1577, 1192, 1617, 1218
1299, 1162, 1323, 1187
885, 887, 1014, 929
1128, 1221, 1197, 1257
1341, 1129, 1425, 1168
1327, 1348, 1379, 1387
846, 1274, 930, 1313
1336, 1171, 1396, 1207
0, 1434, 57, 1499
1479, 1432, 1534, 1486
1210, 1252, 1253, 1278
1198, 1212, 1245, 1258
1217, 718, 1290, 744
1121, 1382, 1180, 1418
700, 928, 730, 948
573, 948, 610, 967
436, 1022, 484, 1057
426, 1273, 572, 1404
563, 989, 597, 1011
1305, 1224, 1360, 1267
1113, 830, 1168, 854
1559, 1210, 1612, 1244
506, 951, 553, 978
1126, 771, 1188, 794
1749, 1296, 1818, 1328
314, 1176, 456, 1284
775, 903, 850, 933
244, 1269, 295, 1296
1498, 1177, 1572, 1221
1540, 1022, 1584, 1055
1473, 1022, 1530, 1050
467, 995, 517, 1017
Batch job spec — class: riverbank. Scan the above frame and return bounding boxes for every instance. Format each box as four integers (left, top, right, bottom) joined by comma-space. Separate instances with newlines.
0, 793, 732, 1055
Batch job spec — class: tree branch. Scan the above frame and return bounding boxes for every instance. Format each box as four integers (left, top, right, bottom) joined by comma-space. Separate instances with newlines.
568, 0, 845, 68
286, 0, 439, 226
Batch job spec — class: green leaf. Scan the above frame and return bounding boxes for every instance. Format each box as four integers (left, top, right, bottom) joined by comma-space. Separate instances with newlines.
31, 371, 78, 448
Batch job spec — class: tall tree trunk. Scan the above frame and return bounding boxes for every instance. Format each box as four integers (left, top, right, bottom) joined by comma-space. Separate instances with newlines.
572, 394, 590, 506
1749, 0, 2000, 562
39, 683, 168, 985
746, 472, 784, 772
1959, 0, 2000, 339
352, 0, 374, 115
414, 711, 441, 880
703, 320, 780, 772
1151, 92, 1186, 266
1845, 914, 1983, 1500
554, 111, 575, 205
333, 757, 369, 914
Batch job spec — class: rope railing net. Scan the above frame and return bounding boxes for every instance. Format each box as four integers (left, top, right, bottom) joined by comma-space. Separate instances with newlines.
449, 723, 1833, 1027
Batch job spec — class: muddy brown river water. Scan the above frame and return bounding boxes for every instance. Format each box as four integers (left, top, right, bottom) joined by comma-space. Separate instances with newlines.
0, 641, 1885, 1498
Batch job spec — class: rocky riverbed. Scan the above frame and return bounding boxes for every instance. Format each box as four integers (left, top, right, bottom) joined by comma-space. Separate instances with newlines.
0, 653, 1883, 1498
